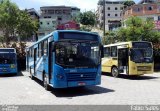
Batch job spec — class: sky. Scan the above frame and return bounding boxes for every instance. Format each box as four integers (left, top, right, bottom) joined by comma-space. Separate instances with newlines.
11, 0, 140, 12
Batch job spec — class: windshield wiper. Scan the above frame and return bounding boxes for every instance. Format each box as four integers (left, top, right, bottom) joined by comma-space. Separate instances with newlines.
58, 39, 98, 44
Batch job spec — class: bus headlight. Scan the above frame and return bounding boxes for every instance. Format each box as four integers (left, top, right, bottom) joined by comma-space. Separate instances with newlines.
10, 64, 15, 68
97, 73, 101, 76
56, 74, 64, 79
132, 66, 136, 70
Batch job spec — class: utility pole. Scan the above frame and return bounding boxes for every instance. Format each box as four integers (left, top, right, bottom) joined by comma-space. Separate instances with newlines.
103, 0, 106, 36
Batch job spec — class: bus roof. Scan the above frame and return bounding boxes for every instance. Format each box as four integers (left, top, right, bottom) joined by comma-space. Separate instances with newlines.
103, 41, 152, 47
55, 30, 99, 35
104, 42, 130, 47
0, 48, 16, 53
27, 30, 100, 49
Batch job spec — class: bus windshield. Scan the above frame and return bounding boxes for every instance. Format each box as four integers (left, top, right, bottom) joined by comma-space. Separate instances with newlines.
0, 53, 16, 64
55, 41, 100, 68
130, 48, 153, 63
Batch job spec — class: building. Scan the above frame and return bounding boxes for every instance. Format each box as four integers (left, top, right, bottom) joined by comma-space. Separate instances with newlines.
0, 8, 40, 42
0, 31, 3, 37
122, 0, 160, 30
71, 7, 81, 18
56, 21, 80, 30
26, 8, 40, 41
27, 8, 40, 20
97, 0, 125, 31
38, 6, 80, 39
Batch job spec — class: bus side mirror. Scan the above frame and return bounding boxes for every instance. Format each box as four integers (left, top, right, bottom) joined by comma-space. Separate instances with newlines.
128, 50, 131, 56
101, 45, 104, 58
51, 43, 55, 52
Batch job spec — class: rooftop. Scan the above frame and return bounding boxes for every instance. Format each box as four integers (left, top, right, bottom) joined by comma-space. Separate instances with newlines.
98, 0, 126, 5
26, 8, 40, 16
40, 6, 80, 10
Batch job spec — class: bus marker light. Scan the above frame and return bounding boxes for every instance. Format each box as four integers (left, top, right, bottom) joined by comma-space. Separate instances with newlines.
56, 74, 64, 79
78, 82, 86, 86
10, 64, 15, 68
3, 69, 7, 72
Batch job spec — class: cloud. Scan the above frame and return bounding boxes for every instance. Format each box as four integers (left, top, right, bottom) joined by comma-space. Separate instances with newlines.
13, 0, 98, 11
68, 0, 98, 11
11, 0, 140, 12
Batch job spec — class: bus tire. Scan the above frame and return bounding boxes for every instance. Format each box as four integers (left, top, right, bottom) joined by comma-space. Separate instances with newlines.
111, 66, 119, 77
12, 73, 17, 76
30, 67, 34, 80
43, 74, 50, 91
31, 74, 35, 80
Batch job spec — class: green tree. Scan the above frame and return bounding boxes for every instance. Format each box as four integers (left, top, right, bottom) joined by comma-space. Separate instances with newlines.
16, 10, 38, 41
0, 0, 38, 42
141, 20, 155, 41
123, 1, 135, 9
79, 11, 96, 31
0, 0, 19, 42
103, 16, 160, 45
102, 31, 118, 44
118, 16, 155, 41
72, 14, 81, 23
0, 0, 39, 68
117, 27, 129, 41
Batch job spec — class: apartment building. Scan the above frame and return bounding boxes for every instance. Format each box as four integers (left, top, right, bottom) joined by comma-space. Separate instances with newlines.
97, 0, 125, 31
27, 8, 40, 20
122, 0, 160, 30
38, 6, 80, 39
26, 8, 40, 41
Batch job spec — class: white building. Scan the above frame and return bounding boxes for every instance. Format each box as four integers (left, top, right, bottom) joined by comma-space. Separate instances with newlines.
38, 6, 80, 39
97, 0, 125, 31
122, 0, 160, 30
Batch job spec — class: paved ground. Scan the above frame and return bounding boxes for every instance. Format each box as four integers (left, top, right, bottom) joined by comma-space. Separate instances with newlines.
0, 71, 160, 105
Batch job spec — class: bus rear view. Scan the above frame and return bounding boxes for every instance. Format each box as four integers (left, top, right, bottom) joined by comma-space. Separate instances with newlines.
0, 48, 17, 75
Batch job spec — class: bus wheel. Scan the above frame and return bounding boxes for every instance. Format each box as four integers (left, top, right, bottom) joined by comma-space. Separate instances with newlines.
43, 74, 50, 91
111, 67, 119, 77
30, 67, 34, 80
31, 74, 35, 80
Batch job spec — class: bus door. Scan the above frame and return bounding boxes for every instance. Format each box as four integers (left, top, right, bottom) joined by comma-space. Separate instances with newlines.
34, 48, 37, 76
26, 51, 29, 71
118, 47, 129, 74
48, 42, 54, 83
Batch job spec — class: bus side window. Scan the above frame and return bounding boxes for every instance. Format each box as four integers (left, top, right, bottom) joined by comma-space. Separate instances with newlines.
32, 48, 34, 57
38, 44, 39, 57
38, 43, 42, 57
41, 41, 44, 56
44, 40, 48, 56
34, 48, 37, 61
111, 46, 117, 57
30, 48, 33, 57
104, 47, 111, 57
29, 49, 32, 57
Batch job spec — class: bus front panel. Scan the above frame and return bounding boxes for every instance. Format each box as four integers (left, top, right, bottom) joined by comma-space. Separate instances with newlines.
50, 64, 101, 88
129, 61, 153, 75
0, 53, 17, 75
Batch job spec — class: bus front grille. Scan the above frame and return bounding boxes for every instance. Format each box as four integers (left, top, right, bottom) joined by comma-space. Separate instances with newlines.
1, 66, 10, 68
137, 66, 152, 71
67, 73, 96, 81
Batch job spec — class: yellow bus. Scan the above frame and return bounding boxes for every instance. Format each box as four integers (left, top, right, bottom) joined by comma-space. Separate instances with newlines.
102, 41, 154, 77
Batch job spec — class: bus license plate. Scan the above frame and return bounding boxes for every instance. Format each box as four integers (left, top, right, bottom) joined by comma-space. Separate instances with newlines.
78, 82, 86, 86
3, 70, 7, 72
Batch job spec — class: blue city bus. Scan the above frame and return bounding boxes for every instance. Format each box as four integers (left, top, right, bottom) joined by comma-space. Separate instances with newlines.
0, 48, 18, 75
26, 30, 103, 90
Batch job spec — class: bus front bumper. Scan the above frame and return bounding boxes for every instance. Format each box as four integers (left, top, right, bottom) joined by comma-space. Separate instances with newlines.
67, 80, 100, 88
0, 69, 17, 75
51, 79, 101, 88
